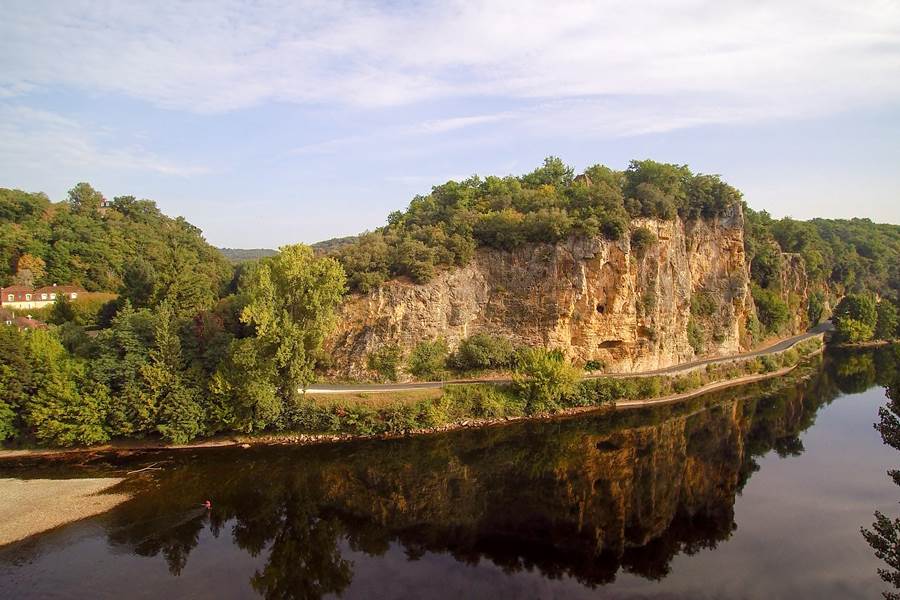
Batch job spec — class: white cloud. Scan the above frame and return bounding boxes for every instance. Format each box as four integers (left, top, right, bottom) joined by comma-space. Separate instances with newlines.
0, 105, 209, 176
415, 113, 515, 134
0, 0, 897, 133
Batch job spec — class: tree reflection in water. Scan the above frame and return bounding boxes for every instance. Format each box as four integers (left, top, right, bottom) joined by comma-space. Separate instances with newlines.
861, 345, 900, 600
92, 352, 864, 600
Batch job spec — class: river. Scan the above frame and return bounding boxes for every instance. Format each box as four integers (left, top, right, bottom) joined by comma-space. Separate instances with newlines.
2, 346, 899, 599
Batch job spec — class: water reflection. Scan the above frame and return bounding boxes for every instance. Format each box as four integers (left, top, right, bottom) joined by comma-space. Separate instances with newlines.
3, 348, 898, 599
860, 344, 900, 600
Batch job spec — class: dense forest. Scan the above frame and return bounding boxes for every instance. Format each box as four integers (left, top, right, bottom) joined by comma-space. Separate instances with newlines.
1, 159, 898, 447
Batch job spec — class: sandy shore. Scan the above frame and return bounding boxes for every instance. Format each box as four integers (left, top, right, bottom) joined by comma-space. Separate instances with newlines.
0, 477, 130, 546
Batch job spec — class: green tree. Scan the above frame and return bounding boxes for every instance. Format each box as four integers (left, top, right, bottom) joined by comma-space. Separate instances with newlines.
448, 334, 516, 372
22, 329, 109, 446
89, 301, 156, 436
235, 245, 346, 425
834, 293, 878, 343
752, 285, 790, 334
513, 348, 579, 414
143, 301, 204, 443
876, 301, 899, 341
49, 294, 77, 324
367, 344, 404, 382
407, 339, 449, 380
67, 182, 105, 213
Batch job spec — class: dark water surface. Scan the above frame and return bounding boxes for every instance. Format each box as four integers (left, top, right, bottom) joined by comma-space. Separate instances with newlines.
2, 347, 900, 599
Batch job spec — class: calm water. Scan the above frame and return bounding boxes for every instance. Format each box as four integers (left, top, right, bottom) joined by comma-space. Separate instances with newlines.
2, 347, 900, 599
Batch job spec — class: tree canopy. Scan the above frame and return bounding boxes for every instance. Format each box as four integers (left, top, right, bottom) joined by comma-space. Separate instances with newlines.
333, 158, 743, 292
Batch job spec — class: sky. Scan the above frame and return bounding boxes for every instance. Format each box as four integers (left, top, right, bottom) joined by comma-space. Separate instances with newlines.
1, 0, 899, 248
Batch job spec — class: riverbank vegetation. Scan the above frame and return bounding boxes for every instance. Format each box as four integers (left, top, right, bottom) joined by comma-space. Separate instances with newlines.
263, 338, 823, 440
832, 293, 900, 344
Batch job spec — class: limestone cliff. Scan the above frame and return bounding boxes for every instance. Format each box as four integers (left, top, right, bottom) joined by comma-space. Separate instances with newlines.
325, 203, 756, 379
777, 251, 811, 332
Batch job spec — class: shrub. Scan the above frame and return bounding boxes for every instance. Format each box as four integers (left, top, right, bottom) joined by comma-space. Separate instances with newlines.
672, 372, 702, 393
630, 227, 657, 259
782, 348, 800, 365
367, 344, 404, 382
687, 319, 704, 354
584, 359, 606, 372
752, 285, 790, 334
690, 291, 718, 318
760, 354, 781, 373
636, 377, 663, 399
807, 290, 826, 325
513, 348, 580, 414
408, 339, 449, 379
448, 333, 516, 372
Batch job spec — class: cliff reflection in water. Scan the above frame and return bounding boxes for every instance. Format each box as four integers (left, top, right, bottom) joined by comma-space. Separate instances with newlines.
81, 352, 879, 598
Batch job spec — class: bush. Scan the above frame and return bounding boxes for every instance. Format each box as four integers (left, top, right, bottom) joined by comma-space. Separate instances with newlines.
760, 354, 781, 373
672, 372, 702, 393
630, 227, 657, 259
690, 291, 718, 318
513, 348, 580, 414
807, 290, 826, 325
443, 384, 525, 419
367, 344, 404, 382
408, 339, 449, 379
448, 334, 516, 372
687, 319, 704, 354
782, 348, 800, 365
752, 285, 790, 334
584, 359, 606, 372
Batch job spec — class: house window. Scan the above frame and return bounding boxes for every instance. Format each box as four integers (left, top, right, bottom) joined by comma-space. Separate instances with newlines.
70, 293, 78, 299
6, 294, 11, 302
50, 293, 56, 299
41, 293, 48, 300
25, 294, 31, 301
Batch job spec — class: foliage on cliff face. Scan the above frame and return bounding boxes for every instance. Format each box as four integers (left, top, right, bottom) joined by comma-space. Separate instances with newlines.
334, 158, 742, 292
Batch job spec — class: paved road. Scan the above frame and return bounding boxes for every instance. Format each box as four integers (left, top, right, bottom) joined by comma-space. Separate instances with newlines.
305, 322, 832, 394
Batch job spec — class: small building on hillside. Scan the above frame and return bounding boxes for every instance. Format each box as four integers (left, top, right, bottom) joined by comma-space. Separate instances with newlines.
0, 283, 85, 310
0, 307, 47, 330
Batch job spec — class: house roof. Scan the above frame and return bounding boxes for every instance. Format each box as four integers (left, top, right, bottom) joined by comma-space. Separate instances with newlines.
33, 284, 86, 296
1, 283, 87, 304
0, 285, 33, 295
13, 316, 47, 330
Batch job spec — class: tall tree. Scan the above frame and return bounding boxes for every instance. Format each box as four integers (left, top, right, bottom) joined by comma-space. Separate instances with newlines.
143, 301, 204, 443
67, 182, 105, 214
240, 245, 346, 398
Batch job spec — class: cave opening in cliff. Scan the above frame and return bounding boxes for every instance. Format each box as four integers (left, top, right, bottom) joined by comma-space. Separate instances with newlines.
596, 303, 606, 314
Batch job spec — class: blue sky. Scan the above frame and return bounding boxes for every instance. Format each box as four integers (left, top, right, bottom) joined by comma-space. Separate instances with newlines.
1, 1, 898, 248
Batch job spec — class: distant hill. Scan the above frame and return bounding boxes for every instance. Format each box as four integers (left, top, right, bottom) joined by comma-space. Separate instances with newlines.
311, 236, 358, 255
218, 248, 278, 263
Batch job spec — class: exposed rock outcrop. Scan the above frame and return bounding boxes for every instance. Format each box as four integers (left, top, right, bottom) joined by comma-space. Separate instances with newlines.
325, 204, 757, 379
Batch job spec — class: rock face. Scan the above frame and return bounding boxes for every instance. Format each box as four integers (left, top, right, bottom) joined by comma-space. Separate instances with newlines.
325, 204, 757, 379
777, 251, 811, 333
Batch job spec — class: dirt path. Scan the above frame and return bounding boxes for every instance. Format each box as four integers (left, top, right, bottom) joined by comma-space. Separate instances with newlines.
0, 478, 129, 546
